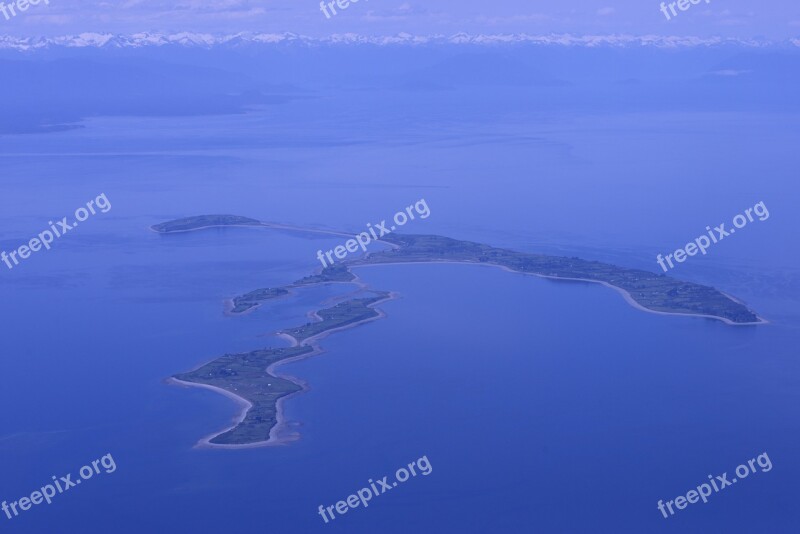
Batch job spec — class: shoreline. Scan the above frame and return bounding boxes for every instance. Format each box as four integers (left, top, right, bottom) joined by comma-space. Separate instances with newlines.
174, 259, 762, 450
167, 222, 764, 450
150, 219, 400, 251
149, 223, 263, 235
350, 260, 767, 326
226, 281, 369, 316
168, 282, 397, 450
152, 217, 760, 325
223, 288, 297, 316
167, 374, 308, 450
165, 377, 287, 450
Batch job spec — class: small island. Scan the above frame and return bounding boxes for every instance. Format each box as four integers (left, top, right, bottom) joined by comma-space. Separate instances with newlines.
227, 264, 358, 314
229, 265, 357, 314
230, 287, 290, 314
163, 215, 764, 447
279, 292, 390, 343
171, 292, 392, 446
151, 214, 262, 234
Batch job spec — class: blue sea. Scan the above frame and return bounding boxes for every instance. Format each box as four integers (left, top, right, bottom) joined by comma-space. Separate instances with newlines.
1, 92, 799, 533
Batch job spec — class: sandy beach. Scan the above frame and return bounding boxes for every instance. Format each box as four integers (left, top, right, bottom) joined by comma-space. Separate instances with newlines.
169, 222, 764, 451
351, 260, 767, 326
156, 218, 762, 325
169, 280, 397, 450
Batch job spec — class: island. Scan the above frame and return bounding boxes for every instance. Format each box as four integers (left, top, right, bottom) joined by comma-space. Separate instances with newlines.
170, 292, 392, 447
172, 346, 312, 446
225, 233, 760, 324
151, 214, 262, 234
161, 215, 764, 448
228, 264, 356, 314
354, 234, 760, 324
229, 287, 290, 314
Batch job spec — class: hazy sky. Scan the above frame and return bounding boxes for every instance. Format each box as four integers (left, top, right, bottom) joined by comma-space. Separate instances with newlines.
1, 0, 799, 39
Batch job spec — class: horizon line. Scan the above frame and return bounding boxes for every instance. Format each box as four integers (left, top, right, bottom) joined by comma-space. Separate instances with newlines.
1, 31, 799, 51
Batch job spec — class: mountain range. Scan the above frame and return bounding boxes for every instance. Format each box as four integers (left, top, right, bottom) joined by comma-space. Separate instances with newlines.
1, 32, 798, 52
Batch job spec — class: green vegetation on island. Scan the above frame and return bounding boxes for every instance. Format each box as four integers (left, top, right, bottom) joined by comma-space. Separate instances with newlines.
217, 228, 757, 324
354, 234, 759, 324
161, 215, 762, 446
280, 292, 390, 343
151, 214, 262, 233
174, 345, 312, 445
151, 214, 759, 325
173, 291, 391, 446
230, 287, 290, 314
229, 265, 355, 314
292, 263, 356, 286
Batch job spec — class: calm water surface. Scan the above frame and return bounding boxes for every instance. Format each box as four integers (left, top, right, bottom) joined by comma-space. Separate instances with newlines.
1, 105, 798, 532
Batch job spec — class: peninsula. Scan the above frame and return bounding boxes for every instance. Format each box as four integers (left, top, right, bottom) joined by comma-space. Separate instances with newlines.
161, 215, 763, 447
356, 234, 761, 324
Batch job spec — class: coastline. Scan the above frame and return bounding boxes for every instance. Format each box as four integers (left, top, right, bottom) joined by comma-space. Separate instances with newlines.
149, 223, 264, 235
223, 288, 296, 316
152, 216, 759, 325
175, 258, 762, 450
225, 280, 372, 317
168, 286, 397, 450
151, 219, 401, 251
165, 377, 283, 450
351, 260, 767, 326
166, 219, 764, 450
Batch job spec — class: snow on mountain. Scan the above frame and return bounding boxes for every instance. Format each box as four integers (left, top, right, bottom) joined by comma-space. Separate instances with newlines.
0, 32, 794, 52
